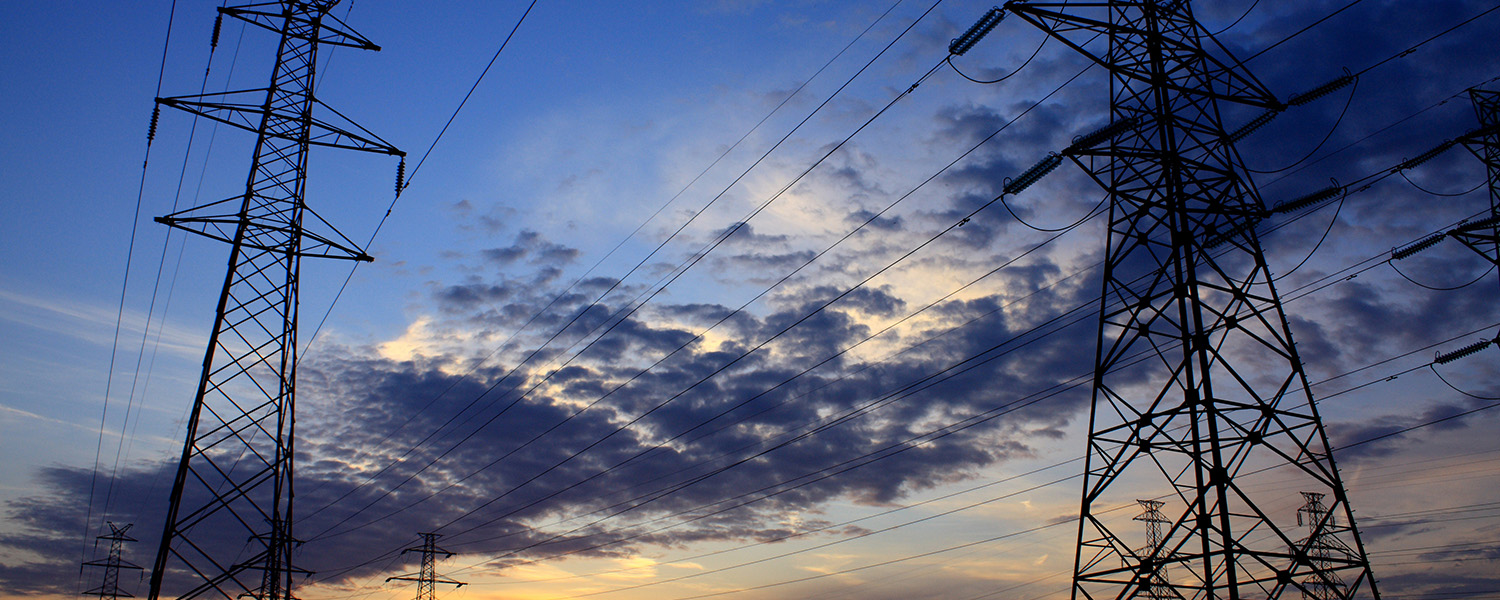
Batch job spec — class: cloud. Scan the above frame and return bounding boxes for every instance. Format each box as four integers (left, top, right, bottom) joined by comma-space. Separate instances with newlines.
0, 289, 202, 359
481, 229, 581, 267
2, 218, 1101, 593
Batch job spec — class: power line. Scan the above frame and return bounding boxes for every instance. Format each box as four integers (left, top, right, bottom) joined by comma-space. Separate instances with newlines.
301, 0, 1428, 549
99, 0, 241, 534
1241, 0, 1368, 64
299, 1, 950, 531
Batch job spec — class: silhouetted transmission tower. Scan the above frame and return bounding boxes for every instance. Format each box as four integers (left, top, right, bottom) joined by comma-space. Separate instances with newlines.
1134, 500, 1178, 600
146, 2, 402, 599
1296, 492, 1353, 600
84, 522, 143, 600
997, 1, 1379, 597
386, 533, 465, 600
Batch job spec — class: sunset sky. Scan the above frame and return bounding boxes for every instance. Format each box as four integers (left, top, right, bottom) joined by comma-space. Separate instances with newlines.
2, 1, 1499, 599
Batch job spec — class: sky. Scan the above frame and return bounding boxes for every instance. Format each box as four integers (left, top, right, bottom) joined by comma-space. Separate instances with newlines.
1, 1, 1499, 599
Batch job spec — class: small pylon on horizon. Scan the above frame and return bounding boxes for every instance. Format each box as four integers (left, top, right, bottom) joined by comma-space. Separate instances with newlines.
83, 522, 143, 600
387, 533, 465, 600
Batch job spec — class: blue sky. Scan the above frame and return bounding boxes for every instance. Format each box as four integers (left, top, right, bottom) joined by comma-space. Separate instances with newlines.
2, 1, 1499, 599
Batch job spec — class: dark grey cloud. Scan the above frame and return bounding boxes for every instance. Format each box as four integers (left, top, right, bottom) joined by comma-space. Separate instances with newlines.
481, 229, 581, 267
1329, 396, 1495, 463
3, 219, 1100, 592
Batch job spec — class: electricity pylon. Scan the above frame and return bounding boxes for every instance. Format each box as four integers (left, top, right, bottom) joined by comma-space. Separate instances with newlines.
84, 522, 143, 600
1134, 500, 1178, 600
998, 1, 1379, 597
146, 2, 402, 599
1452, 88, 1500, 276
1296, 492, 1353, 600
386, 533, 465, 600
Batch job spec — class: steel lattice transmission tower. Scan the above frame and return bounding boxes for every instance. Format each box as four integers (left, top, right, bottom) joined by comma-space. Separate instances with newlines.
1134, 500, 1179, 600
386, 533, 465, 600
147, 2, 402, 599
85, 522, 144, 600
1453, 88, 1500, 275
999, 1, 1379, 598
1296, 492, 1353, 600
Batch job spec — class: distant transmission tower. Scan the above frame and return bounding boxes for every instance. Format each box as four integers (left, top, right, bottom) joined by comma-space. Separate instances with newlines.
84, 522, 143, 600
146, 2, 402, 599
386, 533, 466, 600
999, 1, 1380, 597
1452, 88, 1500, 275
1296, 492, 1352, 600
1134, 500, 1178, 600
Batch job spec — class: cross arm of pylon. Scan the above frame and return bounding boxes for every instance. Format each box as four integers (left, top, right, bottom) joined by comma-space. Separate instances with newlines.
998, 117, 1139, 198
1455, 121, 1500, 148
386, 574, 467, 588
1372, 121, 1500, 178
1446, 213, 1500, 268
1209, 119, 1500, 251
220, 3, 381, 50
155, 200, 376, 261
1000, 0, 1281, 108
1196, 182, 1346, 249
156, 91, 404, 156
1228, 70, 1358, 143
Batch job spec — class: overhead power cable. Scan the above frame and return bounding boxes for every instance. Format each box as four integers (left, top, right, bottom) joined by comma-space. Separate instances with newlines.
101, 0, 248, 530
1228, 3, 1500, 177
1262, 72, 1500, 192
461, 458, 1085, 584
315, 182, 1452, 586
423, 65, 1087, 502
1352, 2, 1500, 78
345, 0, 1482, 534
560, 475, 1082, 599
945, 6, 1048, 85
418, 109, 1121, 536
446, 274, 1496, 580
1241, 0, 1368, 64
300, 0, 538, 355
530, 447, 1500, 590
406, 253, 1105, 567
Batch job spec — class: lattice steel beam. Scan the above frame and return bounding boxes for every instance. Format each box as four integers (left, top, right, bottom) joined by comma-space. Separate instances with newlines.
1452, 88, 1500, 275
